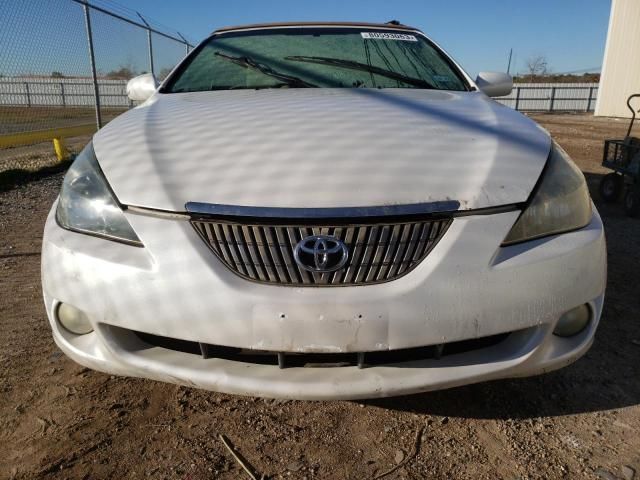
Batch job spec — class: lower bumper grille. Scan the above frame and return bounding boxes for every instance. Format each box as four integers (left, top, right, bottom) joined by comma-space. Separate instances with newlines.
191, 218, 452, 286
133, 331, 510, 369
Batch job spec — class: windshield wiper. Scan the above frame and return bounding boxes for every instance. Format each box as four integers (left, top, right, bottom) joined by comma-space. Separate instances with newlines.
215, 52, 317, 88
284, 55, 435, 89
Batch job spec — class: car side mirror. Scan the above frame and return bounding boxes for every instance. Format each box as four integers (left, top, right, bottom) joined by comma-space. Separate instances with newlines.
475, 72, 513, 97
126, 73, 159, 102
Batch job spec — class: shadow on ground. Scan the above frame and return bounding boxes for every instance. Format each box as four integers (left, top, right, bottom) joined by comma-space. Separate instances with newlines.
0, 160, 71, 193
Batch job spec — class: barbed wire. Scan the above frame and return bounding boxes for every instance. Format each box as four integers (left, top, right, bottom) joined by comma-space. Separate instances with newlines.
0, 0, 192, 174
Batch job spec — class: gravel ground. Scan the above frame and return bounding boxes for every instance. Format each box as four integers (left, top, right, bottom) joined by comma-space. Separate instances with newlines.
1, 113, 639, 480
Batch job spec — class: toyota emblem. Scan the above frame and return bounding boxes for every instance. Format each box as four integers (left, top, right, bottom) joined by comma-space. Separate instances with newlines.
293, 235, 349, 273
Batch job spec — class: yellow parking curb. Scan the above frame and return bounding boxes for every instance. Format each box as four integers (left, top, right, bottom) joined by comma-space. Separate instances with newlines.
0, 124, 96, 162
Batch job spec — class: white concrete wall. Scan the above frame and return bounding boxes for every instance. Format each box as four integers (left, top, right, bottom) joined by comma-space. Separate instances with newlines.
595, 0, 640, 118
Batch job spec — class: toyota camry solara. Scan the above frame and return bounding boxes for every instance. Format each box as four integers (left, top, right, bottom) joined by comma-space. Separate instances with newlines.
42, 22, 606, 400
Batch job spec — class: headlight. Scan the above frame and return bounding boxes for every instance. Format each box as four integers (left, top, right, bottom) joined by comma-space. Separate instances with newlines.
502, 142, 592, 245
56, 142, 142, 246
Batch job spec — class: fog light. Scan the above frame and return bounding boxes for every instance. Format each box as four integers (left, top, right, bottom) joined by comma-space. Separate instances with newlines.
56, 303, 93, 335
553, 304, 591, 337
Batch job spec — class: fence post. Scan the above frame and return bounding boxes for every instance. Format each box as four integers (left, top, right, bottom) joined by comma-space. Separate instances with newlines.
514, 86, 521, 111
60, 82, 66, 107
177, 32, 190, 57
549, 87, 556, 112
137, 13, 154, 77
148, 29, 154, 76
586, 86, 594, 112
24, 82, 31, 107
82, 1, 102, 129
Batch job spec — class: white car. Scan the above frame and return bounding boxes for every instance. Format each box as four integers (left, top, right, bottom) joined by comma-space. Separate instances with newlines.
42, 22, 606, 400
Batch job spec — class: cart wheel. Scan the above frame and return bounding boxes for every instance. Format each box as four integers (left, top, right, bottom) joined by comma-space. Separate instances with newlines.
624, 187, 640, 217
599, 173, 623, 202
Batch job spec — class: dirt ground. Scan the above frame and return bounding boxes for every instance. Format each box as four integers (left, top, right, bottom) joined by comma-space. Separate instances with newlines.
0, 107, 125, 173
1, 113, 639, 480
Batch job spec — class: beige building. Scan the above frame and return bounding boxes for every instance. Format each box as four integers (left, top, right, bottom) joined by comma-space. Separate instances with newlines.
595, 0, 640, 118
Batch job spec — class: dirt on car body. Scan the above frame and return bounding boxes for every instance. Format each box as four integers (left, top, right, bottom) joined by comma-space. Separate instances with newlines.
1, 113, 639, 480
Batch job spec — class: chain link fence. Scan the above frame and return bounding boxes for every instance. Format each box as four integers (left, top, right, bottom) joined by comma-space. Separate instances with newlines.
1, 4, 603, 179
0, 0, 192, 175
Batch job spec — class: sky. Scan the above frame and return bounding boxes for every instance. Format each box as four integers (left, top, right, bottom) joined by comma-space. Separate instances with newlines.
116, 0, 611, 77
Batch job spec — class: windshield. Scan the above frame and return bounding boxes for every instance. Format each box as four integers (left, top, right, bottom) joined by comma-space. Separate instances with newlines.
163, 28, 469, 92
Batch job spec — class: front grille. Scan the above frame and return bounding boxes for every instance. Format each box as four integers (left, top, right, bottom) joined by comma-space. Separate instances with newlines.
133, 330, 511, 368
191, 217, 452, 286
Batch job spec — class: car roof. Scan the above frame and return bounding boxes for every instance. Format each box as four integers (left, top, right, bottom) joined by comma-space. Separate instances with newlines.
212, 22, 421, 35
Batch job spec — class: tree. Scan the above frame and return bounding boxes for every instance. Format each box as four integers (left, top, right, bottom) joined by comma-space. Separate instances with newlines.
51, 71, 64, 78
106, 66, 135, 80
513, 72, 600, 84
105, 58, 138, 80
158, 67, 173, 80
525, 55, 549, 80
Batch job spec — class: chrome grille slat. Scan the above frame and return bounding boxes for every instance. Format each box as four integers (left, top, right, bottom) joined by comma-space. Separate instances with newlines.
191, 217, 451, 286
201, 223, 218, 254
343, 226, 368, 284
355, 226, 378, 284
377, 224, 401, 281
388, 223, 412, 278
277, 227, 301, 284
232, 224, 257, 279
265, 226, 290, 283
335, 226, 355, 284
330, 227, 346, 285
294, 227, 313, 284
411, 222, 430, 263
291, 226, 309, 283
243, 226, 268, 282
256, 227, 278, 282
396, 223, 422, 276
213, 224, 235, 269
224, 224, 248, 276
367, 225, 390, 283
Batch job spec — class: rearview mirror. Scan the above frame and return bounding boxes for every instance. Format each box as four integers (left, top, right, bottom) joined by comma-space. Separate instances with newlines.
126, 73, 158, 102
475, 72, 513, 98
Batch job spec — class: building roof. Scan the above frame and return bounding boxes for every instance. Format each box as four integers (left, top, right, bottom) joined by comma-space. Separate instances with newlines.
212, 21, 420, 35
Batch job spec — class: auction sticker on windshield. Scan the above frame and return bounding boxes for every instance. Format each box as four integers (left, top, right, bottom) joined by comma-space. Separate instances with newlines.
361, 32, 418, 41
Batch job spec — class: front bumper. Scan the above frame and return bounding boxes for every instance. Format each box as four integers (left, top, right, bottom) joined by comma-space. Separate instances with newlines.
42, 203, 606, 400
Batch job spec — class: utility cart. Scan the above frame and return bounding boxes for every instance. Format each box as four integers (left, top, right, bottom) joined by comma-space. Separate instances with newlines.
599, 94, 640, 216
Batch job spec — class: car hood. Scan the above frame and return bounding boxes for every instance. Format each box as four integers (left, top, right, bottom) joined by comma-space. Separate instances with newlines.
93, 88, 550, 212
